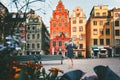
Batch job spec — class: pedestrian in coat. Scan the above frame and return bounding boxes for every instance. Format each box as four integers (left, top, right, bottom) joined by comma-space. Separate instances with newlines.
66, 39, 77, 68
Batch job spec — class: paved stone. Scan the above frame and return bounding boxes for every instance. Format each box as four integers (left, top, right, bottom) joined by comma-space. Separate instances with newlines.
41, 58, 120, 78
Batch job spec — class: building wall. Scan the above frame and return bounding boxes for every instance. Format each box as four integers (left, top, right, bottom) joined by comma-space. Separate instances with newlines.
50, 0, 70, 55
26, 10, 49, 55
0, 2, 8, 43
113, 8, 120, 56
70, 7, 86, 57
86, 5, 113, 58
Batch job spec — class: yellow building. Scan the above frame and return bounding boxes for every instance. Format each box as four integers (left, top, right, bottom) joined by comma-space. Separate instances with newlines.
70, 7, 86, 58
112, 8, 120, 56
86, 5, 113, 58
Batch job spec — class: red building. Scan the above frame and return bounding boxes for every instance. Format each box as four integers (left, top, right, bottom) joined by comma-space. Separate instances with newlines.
50, 0, 71, 55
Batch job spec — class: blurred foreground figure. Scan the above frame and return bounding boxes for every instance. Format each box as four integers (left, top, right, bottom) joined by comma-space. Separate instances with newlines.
94, 65, 120, 80
66, 39, 77, 68
60, 69, 85, 80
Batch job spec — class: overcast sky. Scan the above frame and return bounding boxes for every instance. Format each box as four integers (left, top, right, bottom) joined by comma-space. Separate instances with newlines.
1, 0, 120, 28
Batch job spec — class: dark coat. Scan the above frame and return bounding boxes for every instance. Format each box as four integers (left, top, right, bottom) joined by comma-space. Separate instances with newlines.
66, 43, 77, 58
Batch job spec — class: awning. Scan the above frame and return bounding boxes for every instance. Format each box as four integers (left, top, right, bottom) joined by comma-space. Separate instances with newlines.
104, 46, 111, 49
92, 46, 98, 50
100, 49, 107, 51
93, 49, 99, 51
100, 49, 107, 53
93, 49, 99, 52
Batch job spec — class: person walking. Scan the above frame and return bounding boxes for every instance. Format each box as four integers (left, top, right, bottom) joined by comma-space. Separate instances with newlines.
66, 39, 77, 68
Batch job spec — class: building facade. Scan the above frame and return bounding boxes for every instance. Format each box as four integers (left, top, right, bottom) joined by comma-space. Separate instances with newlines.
112, 8, 120, 56
50, 0, 71, 55
0, 2, 9, 44
70, 7, 86, 58
26, 10, 49, 55
86, 5, 113, 58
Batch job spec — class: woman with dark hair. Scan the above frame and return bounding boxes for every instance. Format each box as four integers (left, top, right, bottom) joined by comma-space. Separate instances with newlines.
66, 39, 77, 68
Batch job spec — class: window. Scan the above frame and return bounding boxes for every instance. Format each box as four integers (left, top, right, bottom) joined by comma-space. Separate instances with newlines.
32, 34, 35, 39
73, 20, 76, 24
100, 39, 104, 45
53, 23, 56, 27
62, 15, 64, 19
53, 32, 56, 37
99, 21, 103, 25
27, 27, 30, 30
106, 39, 110, 45
72, 35, 76, 40
102, 12, 106, 16
93, 39, 98, 45
64, 31, 67, 36
79, 44, 83, 49
106, 28, 110, 35
58, 8, 62, 11
79, 20, 83, 23
59, 32, 62, 36
115, 30, 120, 36
76, 13, 80, 17
27, 34, 30, 39
72, 27, 76, 32
64, 22, 67, 26
37, 34, 40, 39
32, 26, 35, 30
29, 19, 33, 22
79, 26, 83, 31
79, 35, 83, 40
0, 7, 2, 12
93, 29, 98, 35
32, 43, 35, 49
115, 21, 119, 26
56, 15, 59, 19
93, 21, 97, 25
115, 13, 118, 17
115, 13, 120, 17
27, 44, 30, 49
37, 43, 40, 48
59, 41, 62, 46
96, 13, 100, 16
34, 19, 38, 22
116, 39, 120, 45
100, 6, 102, 9
59, 23, 62, 26
53, 41, 56, 46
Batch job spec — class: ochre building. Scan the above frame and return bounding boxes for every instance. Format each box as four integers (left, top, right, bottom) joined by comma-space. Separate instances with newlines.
86, 5, 113, 58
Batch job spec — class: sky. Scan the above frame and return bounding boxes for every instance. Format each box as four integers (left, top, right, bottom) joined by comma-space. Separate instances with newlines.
1, 0, 120, 29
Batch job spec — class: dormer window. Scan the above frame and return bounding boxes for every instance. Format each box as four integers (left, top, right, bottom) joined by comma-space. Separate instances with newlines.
58, 8, 62, 11
34, 19, 38, 22
56, 15, 59, 19
29, 19, 33, 22
100, 6, 102, 9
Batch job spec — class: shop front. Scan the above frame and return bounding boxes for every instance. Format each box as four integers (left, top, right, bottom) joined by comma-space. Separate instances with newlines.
91, 46, 112, 58
99, 48, 107, 58
115, 45, 120, 57
91, 46, 99, 58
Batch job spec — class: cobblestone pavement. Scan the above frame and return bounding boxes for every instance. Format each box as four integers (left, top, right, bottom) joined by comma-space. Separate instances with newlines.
41, 58, 120, 77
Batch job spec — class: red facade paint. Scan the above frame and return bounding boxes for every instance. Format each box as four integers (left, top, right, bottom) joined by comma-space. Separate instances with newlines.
50, 0, 71, 55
